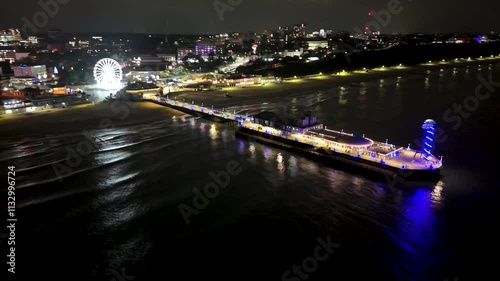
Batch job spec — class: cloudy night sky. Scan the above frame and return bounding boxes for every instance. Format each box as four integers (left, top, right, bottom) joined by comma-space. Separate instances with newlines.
1, 0, 498, 34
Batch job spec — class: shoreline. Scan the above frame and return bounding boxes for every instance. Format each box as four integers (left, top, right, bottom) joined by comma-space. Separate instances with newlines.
1, 57, 498, 137
0, 101, 177, 138
165, 57, 500, 109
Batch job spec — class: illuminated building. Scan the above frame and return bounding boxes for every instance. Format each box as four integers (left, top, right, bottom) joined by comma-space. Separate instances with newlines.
157, 54, 177, 62
12, 65, 47, 79
0, 48, 17, 63
78, 40, 90, 48
195, 44, 217, 56
132, 55, 163, 65
307, 40, 329, 50
126, 70, 163, 82
278, 48, 304, 57
117, 82, 161, 99
48, 86, 69, 95
278, 26, 291, 48
177, 48, 195, 59
293, 23, 306, 39
0, 29, 22, 46
28, 36, 38, 45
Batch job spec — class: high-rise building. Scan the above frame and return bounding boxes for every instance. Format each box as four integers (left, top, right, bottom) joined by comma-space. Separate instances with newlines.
293, 23, 306, 39
278, 26, 291, 48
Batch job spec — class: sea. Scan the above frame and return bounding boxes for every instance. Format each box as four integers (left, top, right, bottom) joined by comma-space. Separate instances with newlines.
2, 63, 499, 281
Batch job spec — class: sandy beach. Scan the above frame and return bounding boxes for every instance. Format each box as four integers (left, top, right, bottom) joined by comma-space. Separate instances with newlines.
166, 57, 500, 108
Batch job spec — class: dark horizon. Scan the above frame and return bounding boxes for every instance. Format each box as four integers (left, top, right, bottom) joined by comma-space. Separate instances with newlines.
1, 0, 499, 35
13, 30, 500, 37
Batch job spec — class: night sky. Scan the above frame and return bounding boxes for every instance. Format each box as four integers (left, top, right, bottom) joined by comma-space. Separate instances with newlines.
1, 0, 498, 34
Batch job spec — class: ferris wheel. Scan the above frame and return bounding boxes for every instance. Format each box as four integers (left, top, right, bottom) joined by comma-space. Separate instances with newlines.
93, 58, 123, 89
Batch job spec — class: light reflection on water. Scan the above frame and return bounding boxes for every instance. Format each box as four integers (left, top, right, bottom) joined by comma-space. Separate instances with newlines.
209, 124, 217, 140
276, 152, 285, 175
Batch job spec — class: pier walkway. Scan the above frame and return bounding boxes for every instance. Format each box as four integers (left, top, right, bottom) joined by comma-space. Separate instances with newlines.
153, 96, 442, 171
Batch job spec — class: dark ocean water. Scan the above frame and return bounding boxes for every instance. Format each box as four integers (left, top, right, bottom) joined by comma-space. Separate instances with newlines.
2, 64, 499, 281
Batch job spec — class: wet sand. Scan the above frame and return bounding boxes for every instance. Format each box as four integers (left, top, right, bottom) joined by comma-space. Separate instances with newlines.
0, 101, 177, 138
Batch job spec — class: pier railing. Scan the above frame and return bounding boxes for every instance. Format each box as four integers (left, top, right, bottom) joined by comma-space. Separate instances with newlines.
156, 96, 247, 122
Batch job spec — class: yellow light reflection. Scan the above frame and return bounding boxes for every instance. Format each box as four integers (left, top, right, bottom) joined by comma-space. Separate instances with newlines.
277, 152, 285, 174
431, 180, 444, 203
249, 144, 255, 155
209, 124, 217, 140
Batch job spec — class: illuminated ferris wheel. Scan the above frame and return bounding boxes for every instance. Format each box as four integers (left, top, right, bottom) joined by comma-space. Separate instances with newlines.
93, 58, 123, 89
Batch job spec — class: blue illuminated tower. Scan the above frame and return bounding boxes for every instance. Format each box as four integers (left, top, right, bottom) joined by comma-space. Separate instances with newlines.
421, 119, 437, 158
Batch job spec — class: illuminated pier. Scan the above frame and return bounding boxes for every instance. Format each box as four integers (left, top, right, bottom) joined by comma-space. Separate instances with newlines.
153, 96, 443, 176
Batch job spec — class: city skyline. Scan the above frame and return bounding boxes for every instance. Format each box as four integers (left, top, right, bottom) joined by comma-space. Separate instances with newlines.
0, 0, 499, 35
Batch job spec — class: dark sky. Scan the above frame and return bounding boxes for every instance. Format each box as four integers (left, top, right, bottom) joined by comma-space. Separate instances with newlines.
1, 0, 498, 34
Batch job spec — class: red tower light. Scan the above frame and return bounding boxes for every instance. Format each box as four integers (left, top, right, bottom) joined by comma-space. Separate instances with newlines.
368, 11, 372, 16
